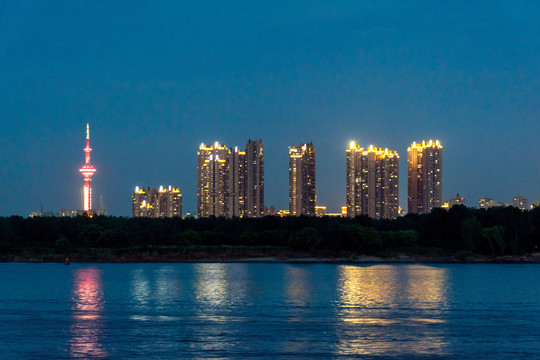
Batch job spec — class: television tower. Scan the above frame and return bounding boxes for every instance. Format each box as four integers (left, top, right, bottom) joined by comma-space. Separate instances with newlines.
79, 123, 96, 213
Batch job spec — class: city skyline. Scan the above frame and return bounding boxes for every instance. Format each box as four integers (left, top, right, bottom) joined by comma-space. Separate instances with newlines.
17, 130, 540, 217
1, 2, 539, 216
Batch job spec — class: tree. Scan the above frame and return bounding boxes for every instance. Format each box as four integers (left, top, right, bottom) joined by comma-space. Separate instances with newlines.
97, 229, 129, 248
289, 227, 319, 251
342, 225, 381, 253
239, 231, 261, 246
460, 216, 482, 251
55, 236, 71, 255
174, 230, 202, 246
481, 226, 506, 255
79, 224, 104, 247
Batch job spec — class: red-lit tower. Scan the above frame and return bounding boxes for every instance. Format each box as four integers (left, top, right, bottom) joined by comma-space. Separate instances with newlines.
79, 124, 96, 213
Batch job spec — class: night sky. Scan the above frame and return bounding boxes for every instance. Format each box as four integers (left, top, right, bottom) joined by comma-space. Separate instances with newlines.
1, 1, 539, 216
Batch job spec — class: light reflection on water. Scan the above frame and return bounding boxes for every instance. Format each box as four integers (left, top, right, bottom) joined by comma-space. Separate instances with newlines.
69, 267, 107, 358
19, 263, 534, 359
336, 265, 449, 357
285, 266, 313, 307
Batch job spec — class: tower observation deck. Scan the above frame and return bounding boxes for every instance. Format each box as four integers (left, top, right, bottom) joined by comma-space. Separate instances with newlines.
79, 124, 96, 212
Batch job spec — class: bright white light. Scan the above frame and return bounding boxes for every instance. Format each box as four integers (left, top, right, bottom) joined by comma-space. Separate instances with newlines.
83, 187, 89, 211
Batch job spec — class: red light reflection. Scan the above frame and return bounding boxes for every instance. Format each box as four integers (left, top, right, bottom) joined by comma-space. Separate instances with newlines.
69, 267, 107, 358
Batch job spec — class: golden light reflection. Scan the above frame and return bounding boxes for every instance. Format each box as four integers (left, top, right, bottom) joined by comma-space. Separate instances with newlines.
404, 265, 449, 309
335, 265, 450, 357
285, 266, 313, 307
70, 267, 107, 358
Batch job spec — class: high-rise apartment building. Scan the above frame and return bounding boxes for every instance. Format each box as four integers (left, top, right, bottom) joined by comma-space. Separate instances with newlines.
227, 146, 246, 218
407, 140, 443, 214
346, 143, 399, 219
197, 140, 264, 218
198, 142, 230, 217
132, 186, 182, 218
289, 143, 316, 216
245, 140, 264, 217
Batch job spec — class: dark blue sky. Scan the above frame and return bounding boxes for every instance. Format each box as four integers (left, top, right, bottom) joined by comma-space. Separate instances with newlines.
1, 1, 539, 216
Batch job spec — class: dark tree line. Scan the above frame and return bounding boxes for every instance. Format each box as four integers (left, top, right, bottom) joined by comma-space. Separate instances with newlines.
1, 205, 539, 258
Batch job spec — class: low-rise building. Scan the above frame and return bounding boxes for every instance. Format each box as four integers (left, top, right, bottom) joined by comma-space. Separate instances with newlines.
512, 195, 529, 211
132, 186, 182, 218
479, 196, 496, 209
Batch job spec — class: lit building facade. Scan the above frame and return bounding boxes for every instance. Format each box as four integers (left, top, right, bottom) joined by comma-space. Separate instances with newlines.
198, 142, 229, 217
407, 140, 443, 214
289, 143, 316, 216
197, 140, 265, 218
245, 140, 265, 218
315, 205, 327, 217
448, 193, 466, 208
346, 143, 399, 219
132, 186, 182, 218
512, 195, 529, 211
479, 196, 496, 209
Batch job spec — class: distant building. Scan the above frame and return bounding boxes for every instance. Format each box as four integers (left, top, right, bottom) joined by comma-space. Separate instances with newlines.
29, 209, 57, 218
245, 140, 265, 218
315, 205, 327, 217
59, 209, 84, 217
198, 142, 229, 217
264, 205, 277, 216
132, 186, 182, 218
479, 196, 496, 209
512, 195, 529, 211
346, 142, 399, 219
278, 209, 290, 217
289, 143, 316, 216
197, 140, 264, 218
407, 140, 443, 214
534, 200, 540, 209
448, 193, 466, 208
92, 195, 107, 216
325, 212, 342, 217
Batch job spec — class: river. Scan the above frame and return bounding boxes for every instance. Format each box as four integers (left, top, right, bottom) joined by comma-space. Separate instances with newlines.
1, 263, 539, 359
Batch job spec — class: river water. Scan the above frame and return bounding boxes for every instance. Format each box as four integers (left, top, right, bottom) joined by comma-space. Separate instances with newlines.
1, 263, 539, 359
